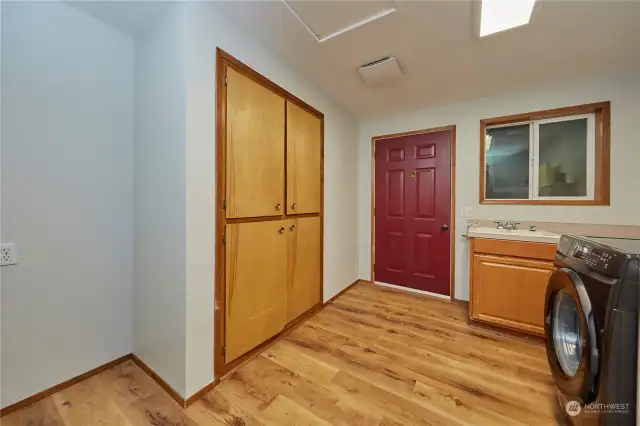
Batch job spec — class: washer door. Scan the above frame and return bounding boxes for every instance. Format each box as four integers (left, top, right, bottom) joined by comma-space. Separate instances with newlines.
544, 268, 599, 403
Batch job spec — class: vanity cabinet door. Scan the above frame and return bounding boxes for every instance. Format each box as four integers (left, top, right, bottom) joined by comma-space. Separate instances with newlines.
471, 254, 552, 336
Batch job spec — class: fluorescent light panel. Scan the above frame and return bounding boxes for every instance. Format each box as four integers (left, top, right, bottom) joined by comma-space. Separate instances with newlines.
480, 0, 536, 37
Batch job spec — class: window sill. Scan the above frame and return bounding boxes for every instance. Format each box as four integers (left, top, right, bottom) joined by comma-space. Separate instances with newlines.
480, 198, 609, 206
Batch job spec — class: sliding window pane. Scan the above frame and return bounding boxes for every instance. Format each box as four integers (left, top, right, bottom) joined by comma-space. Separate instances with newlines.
485, 124, 530, 199
538, 119, 587, 197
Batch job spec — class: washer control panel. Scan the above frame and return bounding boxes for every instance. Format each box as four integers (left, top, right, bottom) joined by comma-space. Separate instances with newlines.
570, 241, 624, 276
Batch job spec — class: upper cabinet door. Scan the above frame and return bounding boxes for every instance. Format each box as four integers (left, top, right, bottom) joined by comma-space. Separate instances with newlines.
286, 101, 321, 215
226, 67, 285, 219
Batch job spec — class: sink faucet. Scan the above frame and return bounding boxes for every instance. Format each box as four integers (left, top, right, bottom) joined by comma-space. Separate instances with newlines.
494, 221, 520, 230
504, 221, 521, 230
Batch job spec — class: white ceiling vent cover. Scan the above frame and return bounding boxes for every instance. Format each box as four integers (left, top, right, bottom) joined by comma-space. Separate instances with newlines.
359, 57, 403, 87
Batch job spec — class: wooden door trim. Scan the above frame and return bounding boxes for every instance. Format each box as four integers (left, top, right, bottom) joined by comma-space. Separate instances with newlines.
370, 125, 457, 301
215, 48, 324, 378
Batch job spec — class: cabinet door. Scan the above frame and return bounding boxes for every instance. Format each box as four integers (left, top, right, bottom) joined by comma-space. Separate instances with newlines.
226, 67, 285, 218
286, 216, 321, 322
471, 254, 552, 336
225, 220, 288, 362
286, 101, 321, 215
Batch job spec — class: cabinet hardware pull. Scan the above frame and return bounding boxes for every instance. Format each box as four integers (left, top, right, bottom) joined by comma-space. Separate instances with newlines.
291, 203, 297, 210
290, 225, 295, 231
279, 227, 285, 234
275, 203, 281, 210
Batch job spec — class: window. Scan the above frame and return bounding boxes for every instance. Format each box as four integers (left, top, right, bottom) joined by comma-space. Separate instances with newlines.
480, 102, 610, 205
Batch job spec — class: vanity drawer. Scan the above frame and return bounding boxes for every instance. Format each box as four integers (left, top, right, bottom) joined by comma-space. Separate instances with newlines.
473, 238, 557, 261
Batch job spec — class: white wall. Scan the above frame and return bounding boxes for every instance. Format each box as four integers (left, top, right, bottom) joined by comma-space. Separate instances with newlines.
133, 4, 188, 398
183, 2, 360, 397
1, 1, 134, 408
358, 72, 640, 301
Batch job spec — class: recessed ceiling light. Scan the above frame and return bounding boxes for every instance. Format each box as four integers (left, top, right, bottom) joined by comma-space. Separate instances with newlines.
480, 0, 536, 37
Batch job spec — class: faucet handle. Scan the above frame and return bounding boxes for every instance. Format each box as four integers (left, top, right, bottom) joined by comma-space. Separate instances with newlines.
494, 221, 505, 229
512, 222, 521, 230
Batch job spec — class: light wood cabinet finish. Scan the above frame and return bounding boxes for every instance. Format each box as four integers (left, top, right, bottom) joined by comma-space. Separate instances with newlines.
472, 238, 556, 261
225, 220, 288, 362
286, 101, 321, 215
226, 67, 285, 218
286, 216, 322, 322
216, 50, 324, 377
469, 238, 556, 336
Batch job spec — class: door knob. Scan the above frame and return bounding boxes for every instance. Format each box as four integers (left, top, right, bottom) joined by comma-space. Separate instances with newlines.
290, 225, 295, 231
279, 227, 285, 234
291, 203, 297, 210
441, 224, 449, 231
275, 203, 281, 210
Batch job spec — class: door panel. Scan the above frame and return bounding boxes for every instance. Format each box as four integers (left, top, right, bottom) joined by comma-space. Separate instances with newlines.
374, 130, 452, 295
287, 217, 321, 322
471, 254, 552, 335
226, 67, 285, 218
286, 101, 321, 215
225, 220, 288, 362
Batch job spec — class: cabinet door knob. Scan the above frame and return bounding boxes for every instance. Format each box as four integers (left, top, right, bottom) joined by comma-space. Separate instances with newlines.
275, 203, 281, 210
291, 203, 297, 210
290, 225, 295, 232
279, 227, 285, 234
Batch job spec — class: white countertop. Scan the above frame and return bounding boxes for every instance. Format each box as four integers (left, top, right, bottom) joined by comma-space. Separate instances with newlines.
467, 226, 561, 244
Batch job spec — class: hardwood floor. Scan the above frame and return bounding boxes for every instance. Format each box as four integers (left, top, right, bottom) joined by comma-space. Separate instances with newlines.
2, 282, 558, 425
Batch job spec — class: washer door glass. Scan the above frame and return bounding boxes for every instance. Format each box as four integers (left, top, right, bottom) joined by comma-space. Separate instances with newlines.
552, 289, 583, 377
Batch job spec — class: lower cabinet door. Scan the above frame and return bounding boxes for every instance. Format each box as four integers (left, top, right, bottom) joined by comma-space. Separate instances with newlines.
471, 254, 552, 336
225, 220, 288, 363
287, 216, 321, 323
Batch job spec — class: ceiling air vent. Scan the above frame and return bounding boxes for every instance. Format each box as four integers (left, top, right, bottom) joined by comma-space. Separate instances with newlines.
358, 56, 403, 87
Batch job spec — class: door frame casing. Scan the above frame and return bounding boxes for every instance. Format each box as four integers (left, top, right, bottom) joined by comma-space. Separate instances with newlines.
370, 125, 457, 301
215, 48, 324, 378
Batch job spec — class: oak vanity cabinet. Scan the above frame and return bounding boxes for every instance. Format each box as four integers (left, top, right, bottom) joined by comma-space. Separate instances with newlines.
221, 59, 323, 367
469, 238, 556, 337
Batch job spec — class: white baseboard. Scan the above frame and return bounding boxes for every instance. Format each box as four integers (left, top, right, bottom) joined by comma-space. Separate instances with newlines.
374, 281, 450, 300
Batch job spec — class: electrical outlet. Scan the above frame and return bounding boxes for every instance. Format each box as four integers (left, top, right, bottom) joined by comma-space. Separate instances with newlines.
0, 243, 17, 266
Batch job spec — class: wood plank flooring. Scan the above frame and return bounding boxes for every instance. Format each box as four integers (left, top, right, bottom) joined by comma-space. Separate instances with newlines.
2, 282, 558, 425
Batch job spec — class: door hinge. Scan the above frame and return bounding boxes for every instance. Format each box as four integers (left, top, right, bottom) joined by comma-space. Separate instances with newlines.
222, 199, 226, 210
224, 75, 228, 86
222, 345, 226, 356
222, 233, 226, 245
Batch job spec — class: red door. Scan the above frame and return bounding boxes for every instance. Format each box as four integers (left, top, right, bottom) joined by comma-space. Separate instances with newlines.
374, 129, 452, 295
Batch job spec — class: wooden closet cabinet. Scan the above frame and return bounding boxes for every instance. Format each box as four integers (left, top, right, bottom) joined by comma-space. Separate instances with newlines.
217, 51, 323, 375
286, 216, 321, 322
224, 217, 322, 363
225, 67, 285, 219
286, 101, 321, 215
224, 220, 289, 363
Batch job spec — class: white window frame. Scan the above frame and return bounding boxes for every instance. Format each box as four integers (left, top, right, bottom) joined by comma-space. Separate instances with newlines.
485, 112, 596, 201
